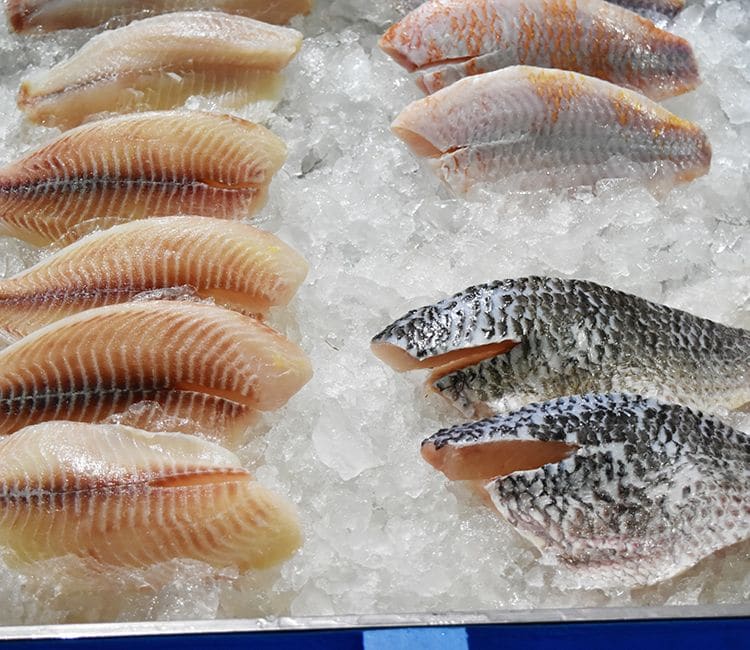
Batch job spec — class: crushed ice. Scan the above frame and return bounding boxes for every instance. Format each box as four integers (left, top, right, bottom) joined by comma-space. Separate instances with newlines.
0, 0, 747, 625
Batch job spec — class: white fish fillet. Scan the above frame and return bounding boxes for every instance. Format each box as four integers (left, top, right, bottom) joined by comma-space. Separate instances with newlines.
0, 421, 301, 569
0, 111, 286, 245
0, 300, 313, 440
380, 0, 699, 100
18, 11, 303, 129
392, 66, 711, 193
0, 216, 308, 338
7, 0, 312, 31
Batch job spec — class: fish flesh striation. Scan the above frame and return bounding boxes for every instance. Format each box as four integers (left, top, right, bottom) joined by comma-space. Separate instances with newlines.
0, 216, 308, 339
7, 0, 312, 32
422, 393, 750, 587
0, 111, 286, 246
371, 276, 750, 419
380, 0, 699, 99
18, 11, 303, 129
0, 300, 312, 440
391, 66, 711, 192
0, 421, 301, 568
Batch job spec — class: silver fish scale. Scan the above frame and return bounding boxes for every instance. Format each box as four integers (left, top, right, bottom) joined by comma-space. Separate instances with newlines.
372, 279, 530, 361
374, 276, 750, 416
430, 393, 750, 587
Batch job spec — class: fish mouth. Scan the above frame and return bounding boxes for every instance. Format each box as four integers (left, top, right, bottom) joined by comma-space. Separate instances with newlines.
421, 437, 579, 481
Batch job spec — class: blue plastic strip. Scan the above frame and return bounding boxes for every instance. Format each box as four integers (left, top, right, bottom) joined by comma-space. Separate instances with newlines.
467, 618, 749, 650
363, 626, 468, 650
0, 618, 748, 649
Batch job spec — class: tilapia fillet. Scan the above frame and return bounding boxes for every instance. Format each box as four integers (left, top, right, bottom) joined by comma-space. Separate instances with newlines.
0, 111, 286, 246
392, 66, 711, 193
371, 276, 750, 418
380, 0, 698, 99
0, 216, 308, 339
422, 393, 750, 587
18, 11, 302, 129
7, 0, 312, 31
0, 301, 312, 440
0, 422, 301, 569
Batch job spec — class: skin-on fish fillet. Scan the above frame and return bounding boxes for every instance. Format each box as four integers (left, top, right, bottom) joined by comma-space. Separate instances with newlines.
391, 66, 711, 193
17, 11, 303, 129
371, 276, 750, 419
0, 216, 308, 339
380, 0, 698, 99
0, 111, 286, 246
422, 393, 750, 588
0, 301, 312, 441
7, 0, 312, 32
0, 421, 302, 569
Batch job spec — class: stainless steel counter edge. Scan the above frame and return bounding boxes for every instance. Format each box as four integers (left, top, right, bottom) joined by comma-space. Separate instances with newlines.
2, 604, 749, 640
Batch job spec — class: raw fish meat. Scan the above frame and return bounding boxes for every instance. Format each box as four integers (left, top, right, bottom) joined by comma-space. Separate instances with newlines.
7, 0, 312, 31
0, 216, 308, 339
0, 111, 286, 246
0, 421, 301, 569
371, 276, 750, 418
380, 0, 699, 99
18, 11, 302, 129
422, 393, 750, 587
0, 301, 312, 440
391, 66, 711, 192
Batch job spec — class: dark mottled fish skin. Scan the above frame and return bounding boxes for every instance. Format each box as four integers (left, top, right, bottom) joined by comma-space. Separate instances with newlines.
425, 393, 750, 587
608, 0, 685, 19
372, 276, 750, 418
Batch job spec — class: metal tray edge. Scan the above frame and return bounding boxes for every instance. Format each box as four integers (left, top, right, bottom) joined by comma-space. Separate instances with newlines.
2, 604, 749, 640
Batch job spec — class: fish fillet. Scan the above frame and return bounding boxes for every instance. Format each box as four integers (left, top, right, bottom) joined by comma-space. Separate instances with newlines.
0, 216, 308, 339
0, 421, 301, 569
18, 11, 303, 129
371, 276, 750, 418
0, 301, 312, 440
0, 111, 286, 246
380, 0, 699, 99
422, 393, 750, 587
391, 66, 711, 193
7, 0, 312, 32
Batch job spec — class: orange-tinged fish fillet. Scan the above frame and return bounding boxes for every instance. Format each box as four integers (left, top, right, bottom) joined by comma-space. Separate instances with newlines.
392, 66, 711, 193
380, 0, 698, 100
0, 301, 312, 440
0, 422, 301, 569
7, 0, 312, 32
0, 111, 286, 246
0, 216, 308, 339
18, 11, 303, 129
